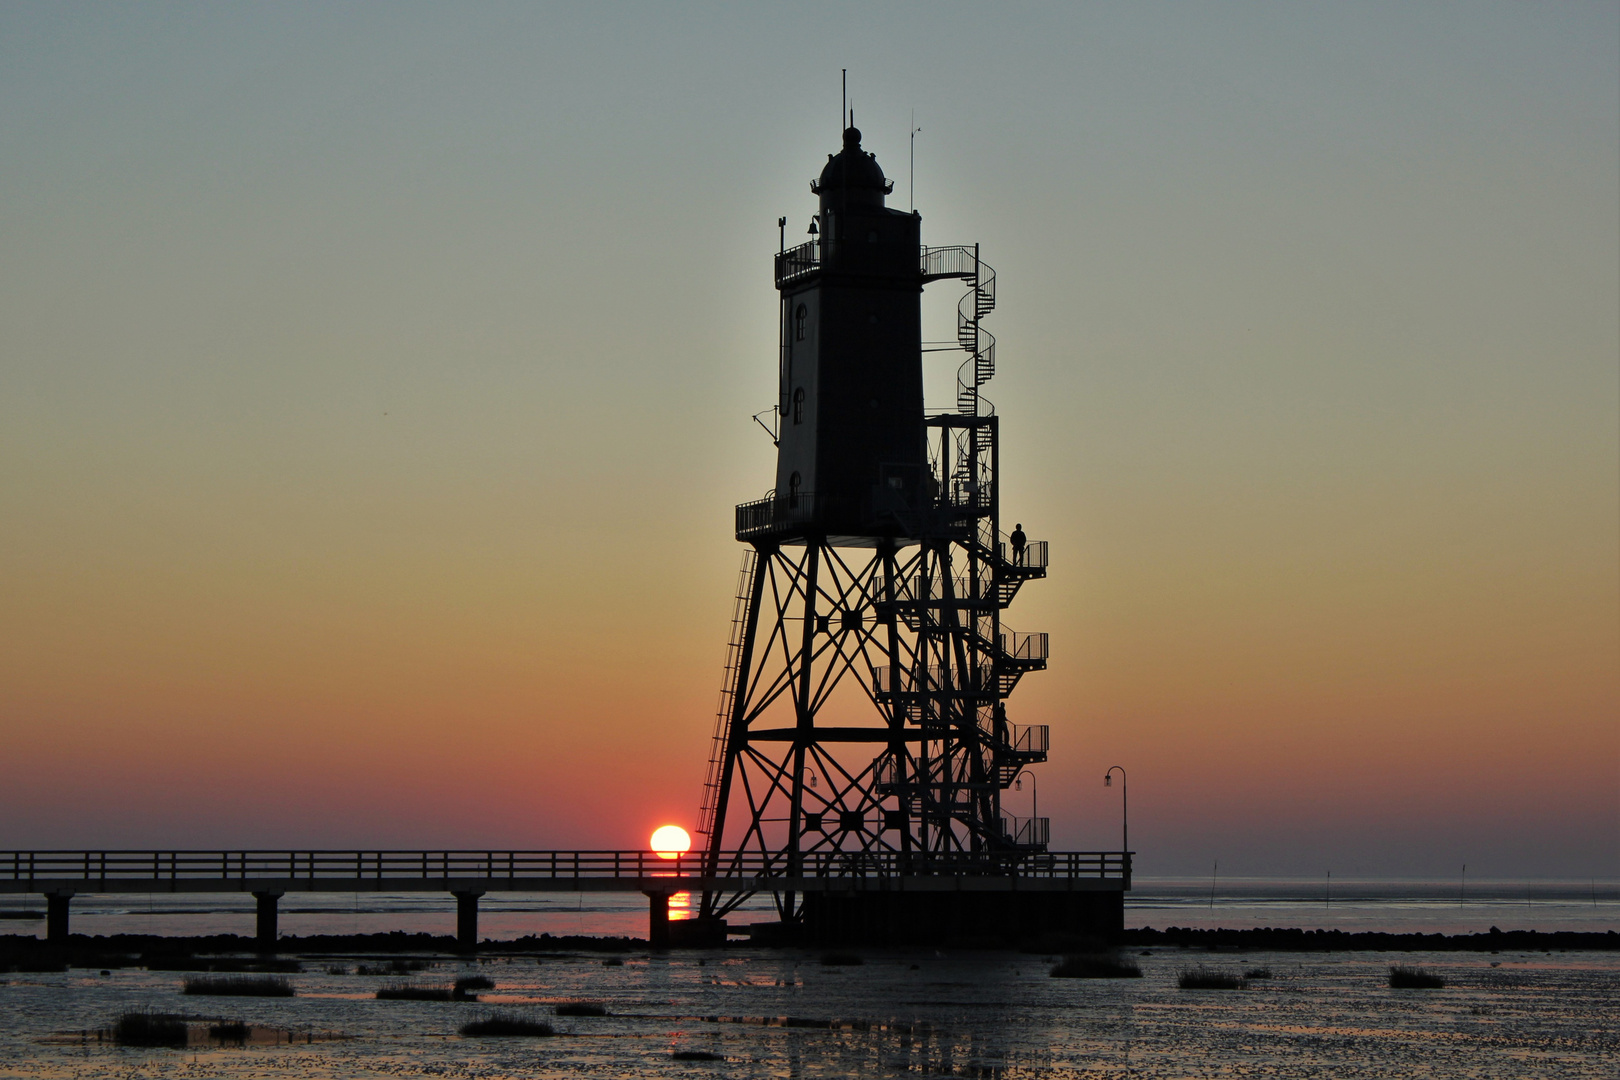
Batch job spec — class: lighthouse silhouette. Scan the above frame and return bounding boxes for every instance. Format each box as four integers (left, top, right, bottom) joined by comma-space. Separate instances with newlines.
689, 118, 1114, 947
774, 123, 927, 538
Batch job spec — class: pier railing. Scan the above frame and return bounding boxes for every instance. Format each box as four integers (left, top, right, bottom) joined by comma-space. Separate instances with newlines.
0, 849, 1129, 887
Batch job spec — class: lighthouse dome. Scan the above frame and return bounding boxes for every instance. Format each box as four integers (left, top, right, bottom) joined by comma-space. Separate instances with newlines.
814, 126, 891, 206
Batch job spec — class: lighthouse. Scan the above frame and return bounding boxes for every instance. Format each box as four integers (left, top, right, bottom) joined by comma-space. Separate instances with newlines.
772, 124, 927, 539
691, 120, 1099, 945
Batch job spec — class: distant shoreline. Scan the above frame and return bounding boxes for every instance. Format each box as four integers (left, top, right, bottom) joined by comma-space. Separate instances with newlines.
1123, 925, 1618, 952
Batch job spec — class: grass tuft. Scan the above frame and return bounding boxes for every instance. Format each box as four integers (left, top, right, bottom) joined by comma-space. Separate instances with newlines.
453, 975, 494, 992
672, 1049, 723, 1061
1178, 966, 1247, 989
183, 975, 294, 997
114, 1011, 189, 1047
1243, 967, 1273, 980
819, 952, 863, 966
601, 958, 624, 967
1050, 953, 1142, 979
1389, 965, 1446, 989
459, 1011, 555, 1037
555, 1001, 608, 1017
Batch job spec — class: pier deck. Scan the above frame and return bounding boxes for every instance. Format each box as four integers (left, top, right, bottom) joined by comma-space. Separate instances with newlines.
2, 850, 1130, 947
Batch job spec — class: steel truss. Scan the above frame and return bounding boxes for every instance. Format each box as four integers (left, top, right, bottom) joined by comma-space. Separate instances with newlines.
698, 412, 1049, 924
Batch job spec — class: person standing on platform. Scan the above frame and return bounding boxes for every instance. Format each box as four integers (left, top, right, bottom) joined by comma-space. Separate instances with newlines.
1010, 523, 1027, 565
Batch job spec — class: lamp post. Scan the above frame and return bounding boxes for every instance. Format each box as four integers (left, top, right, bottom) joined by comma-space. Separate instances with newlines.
1013, 770, 1038, 824
1104, 766, 1128, 854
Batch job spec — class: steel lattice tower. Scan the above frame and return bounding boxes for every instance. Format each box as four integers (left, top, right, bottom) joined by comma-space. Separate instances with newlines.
697, 125, 1052, 929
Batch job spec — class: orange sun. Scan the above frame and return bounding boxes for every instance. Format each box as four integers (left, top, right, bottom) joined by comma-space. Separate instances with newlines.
650, 825, 691, 860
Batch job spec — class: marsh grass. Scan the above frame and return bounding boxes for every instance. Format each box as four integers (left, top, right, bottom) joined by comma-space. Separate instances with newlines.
672, 1050, 723, 1061
555, 1001, 608, 1017
459, 1012, 555, 1037
114, 1011, 189, 1047
1050, 953, 1142, 979
1178, 966, 1247, 990
1243, 967, 1274, 980
1389, 965, 1446, 989
183, 975, 294, 997
376, 982, 476, 1002
601, 958, 624, 967
453, 975, 494, 992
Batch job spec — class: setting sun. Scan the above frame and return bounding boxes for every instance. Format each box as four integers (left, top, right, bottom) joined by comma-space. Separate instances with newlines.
650, 825, 691, 860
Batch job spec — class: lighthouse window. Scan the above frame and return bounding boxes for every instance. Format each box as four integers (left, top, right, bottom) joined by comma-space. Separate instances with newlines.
788, 471, 802, 507
795, 304, 807, 341
793, 387, 805, 424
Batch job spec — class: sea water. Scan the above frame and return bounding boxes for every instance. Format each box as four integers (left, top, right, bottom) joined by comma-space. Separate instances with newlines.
1, 880, 1615, 1078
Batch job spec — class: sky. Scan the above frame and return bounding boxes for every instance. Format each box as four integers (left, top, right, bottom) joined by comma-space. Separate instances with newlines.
1, 2, 1616, 879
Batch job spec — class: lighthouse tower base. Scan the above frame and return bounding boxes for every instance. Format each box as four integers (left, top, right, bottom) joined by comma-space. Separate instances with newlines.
749, 885, 1126, 947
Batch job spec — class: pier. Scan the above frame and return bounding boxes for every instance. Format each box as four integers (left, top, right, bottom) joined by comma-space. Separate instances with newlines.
2, 849, 1129, 949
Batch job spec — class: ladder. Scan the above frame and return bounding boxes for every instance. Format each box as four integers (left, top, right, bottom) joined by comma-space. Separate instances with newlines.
696, 549, 758, 840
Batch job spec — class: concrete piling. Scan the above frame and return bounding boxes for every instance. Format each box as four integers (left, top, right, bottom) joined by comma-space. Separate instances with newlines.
645, 890, 670, 950
253, 891, 283, 949
44, 891, 72, 943
452, 890, 483, 951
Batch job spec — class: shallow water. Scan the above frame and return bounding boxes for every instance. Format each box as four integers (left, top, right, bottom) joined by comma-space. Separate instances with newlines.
4, 881, 1615, 1076
1130, 877, 1619, 936
2, 946, 1616, 1077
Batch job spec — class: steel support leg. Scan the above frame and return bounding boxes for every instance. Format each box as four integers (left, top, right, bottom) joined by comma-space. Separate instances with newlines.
44, 891, 72, 943
452, 891, 483, 951
253, 891, 283, 950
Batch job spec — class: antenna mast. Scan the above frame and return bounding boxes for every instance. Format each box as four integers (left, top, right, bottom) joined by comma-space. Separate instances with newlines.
910, 110, 922, 212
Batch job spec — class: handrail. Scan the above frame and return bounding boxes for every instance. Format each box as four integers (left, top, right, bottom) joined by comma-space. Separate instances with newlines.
998, 539, 1048, 570
1011, 723, 1050, 755
997, 630, 1049, 663
735, 491, 817, 539
0, 849, 1129, 882
776, 244, 988, 289
920, 245, 979, 281
998, 815, 1051, 848
774, 239, 822, 288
